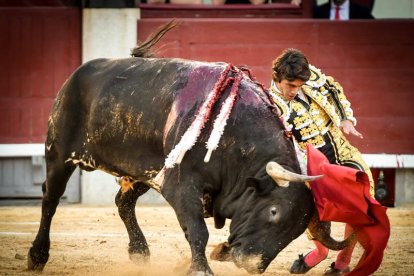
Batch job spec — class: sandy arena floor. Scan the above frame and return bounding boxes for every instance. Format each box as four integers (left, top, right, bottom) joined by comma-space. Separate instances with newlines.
0, 203, 413, 276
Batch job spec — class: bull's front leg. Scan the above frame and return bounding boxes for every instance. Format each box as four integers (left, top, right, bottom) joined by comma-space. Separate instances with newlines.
163, 182, 213, 276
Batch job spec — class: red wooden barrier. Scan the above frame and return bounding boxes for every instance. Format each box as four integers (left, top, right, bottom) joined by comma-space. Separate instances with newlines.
138, 19, 414, 154
0, 7, 81, 143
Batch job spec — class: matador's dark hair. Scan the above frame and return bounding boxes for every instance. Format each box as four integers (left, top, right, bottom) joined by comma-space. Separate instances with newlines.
271, 48, 311, 83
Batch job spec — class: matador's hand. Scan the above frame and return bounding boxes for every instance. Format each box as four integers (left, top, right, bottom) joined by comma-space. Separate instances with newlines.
340, 120, 364, 139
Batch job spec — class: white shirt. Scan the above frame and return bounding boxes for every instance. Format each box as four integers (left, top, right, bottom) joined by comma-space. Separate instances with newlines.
330, 0, 350, 20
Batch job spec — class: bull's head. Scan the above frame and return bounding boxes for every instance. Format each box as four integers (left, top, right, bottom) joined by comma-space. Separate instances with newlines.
212, 162, 353, 274
220, 162, 317, 274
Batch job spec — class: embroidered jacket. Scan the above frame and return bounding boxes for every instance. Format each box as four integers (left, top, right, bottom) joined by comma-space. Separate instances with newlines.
270, 65, 357, 151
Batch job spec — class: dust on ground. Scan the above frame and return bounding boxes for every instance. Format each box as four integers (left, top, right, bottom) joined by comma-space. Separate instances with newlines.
0, 203, 413, 276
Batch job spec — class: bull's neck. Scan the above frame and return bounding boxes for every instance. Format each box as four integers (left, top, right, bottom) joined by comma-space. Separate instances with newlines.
213, 164, 268, 220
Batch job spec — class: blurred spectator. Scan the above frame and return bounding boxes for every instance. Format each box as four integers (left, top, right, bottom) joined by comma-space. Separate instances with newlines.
145, 0, 203, 3
212, 0, 301, 5
142, 0, 301, 5
84, 0, 135, 7
170, 0, 203, 3
145, 0, 166, 3
314, 0, 374, 20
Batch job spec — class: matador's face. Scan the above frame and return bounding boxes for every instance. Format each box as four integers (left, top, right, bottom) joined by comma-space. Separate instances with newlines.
276, 79, 305, 101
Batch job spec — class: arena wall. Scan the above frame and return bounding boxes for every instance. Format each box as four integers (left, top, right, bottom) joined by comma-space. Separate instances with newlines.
0, 5, 413, 205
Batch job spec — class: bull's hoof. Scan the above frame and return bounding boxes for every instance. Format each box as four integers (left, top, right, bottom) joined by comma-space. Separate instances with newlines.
210, 242, 231, 262
188, 262, 214, 276
128, 246, 150, 265
27, 247, 48, 271
129, 252, 150, 265
187, 270, 214, 276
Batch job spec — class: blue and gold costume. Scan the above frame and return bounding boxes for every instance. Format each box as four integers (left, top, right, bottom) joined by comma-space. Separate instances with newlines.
269, 65, 374, 196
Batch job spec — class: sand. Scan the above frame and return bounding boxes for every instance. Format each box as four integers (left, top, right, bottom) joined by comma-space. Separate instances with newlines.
0, 203, 413, 275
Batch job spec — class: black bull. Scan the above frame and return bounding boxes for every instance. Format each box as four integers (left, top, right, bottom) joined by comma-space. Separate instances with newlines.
28, 26, 349, 276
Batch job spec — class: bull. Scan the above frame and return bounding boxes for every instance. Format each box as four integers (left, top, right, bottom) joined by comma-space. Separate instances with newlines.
28, 22, 350, 275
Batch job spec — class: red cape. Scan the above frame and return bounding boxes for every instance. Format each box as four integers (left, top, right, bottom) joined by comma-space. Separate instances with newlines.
306, 144, 390, 276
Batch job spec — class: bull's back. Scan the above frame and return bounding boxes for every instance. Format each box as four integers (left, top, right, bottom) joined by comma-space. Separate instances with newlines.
48, 57, 225, 176
82, 58, 182, 146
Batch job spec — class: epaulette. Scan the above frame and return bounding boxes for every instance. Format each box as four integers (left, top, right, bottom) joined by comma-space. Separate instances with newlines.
305, 64, 327, 89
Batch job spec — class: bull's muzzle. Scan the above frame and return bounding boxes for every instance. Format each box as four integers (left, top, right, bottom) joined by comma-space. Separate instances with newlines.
266, 161, 323, 187
230, 247, 266, 274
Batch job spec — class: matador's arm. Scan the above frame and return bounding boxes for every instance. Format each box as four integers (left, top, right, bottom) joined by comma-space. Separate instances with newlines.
324, 76, 357, 126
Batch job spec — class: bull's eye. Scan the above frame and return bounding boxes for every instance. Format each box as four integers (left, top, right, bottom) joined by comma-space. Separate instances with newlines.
269, 206, 281, 223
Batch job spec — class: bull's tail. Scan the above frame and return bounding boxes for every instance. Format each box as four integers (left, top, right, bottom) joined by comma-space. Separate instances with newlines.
131, 20, 178, 58
307, 211, 356, 251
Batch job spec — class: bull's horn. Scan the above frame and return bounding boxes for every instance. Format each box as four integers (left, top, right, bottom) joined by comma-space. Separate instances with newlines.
266, 161, 323, 187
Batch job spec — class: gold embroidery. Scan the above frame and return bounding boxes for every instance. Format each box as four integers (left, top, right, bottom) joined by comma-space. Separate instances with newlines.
298, 135, 325, 150
293, 113, 312, 129
291, 101, 307, 116
302, 86, 341, 127
325, 76, 357, 126
306, 64, 327, 88
269, 83, 290, 122
328, 125, 374, 197
299, 127, 311, 138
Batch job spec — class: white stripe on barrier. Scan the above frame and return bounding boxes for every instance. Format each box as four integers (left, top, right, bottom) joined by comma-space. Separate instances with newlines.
1, 144, 413, 168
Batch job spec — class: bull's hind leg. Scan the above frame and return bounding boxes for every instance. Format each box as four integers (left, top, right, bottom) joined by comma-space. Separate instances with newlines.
28, 160, 76, 270
115, 182, 150, 263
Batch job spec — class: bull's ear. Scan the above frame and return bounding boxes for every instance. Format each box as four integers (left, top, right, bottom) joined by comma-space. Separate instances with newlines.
246, 177, 274, 196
